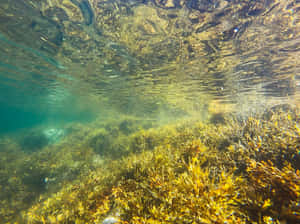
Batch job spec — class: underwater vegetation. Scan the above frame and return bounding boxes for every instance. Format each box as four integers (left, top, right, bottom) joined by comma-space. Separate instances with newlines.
1, 1, 300, 224
244, 160, 300, 223
0, 106, 299, 223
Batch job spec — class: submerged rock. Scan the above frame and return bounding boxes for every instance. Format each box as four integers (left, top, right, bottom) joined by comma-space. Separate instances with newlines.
20, 132, 49, 152
20, 127, 65, 152
43, 128, 65, 144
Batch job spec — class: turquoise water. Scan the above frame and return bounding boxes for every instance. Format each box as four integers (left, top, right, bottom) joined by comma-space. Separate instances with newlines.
0, 0, 299, 223
0, 105, 45, 133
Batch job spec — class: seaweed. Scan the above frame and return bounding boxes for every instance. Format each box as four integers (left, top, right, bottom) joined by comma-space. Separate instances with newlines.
1, 106, 299, 223
243, 160, 300, 223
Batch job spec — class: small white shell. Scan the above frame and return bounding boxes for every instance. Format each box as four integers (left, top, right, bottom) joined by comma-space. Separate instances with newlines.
102, 216, 119, 224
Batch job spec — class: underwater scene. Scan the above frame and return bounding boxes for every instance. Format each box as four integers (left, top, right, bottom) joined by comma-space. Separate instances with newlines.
0, 0, 300, 223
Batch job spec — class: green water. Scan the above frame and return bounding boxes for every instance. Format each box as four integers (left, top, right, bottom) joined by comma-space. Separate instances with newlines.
0, 0, 299, 223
